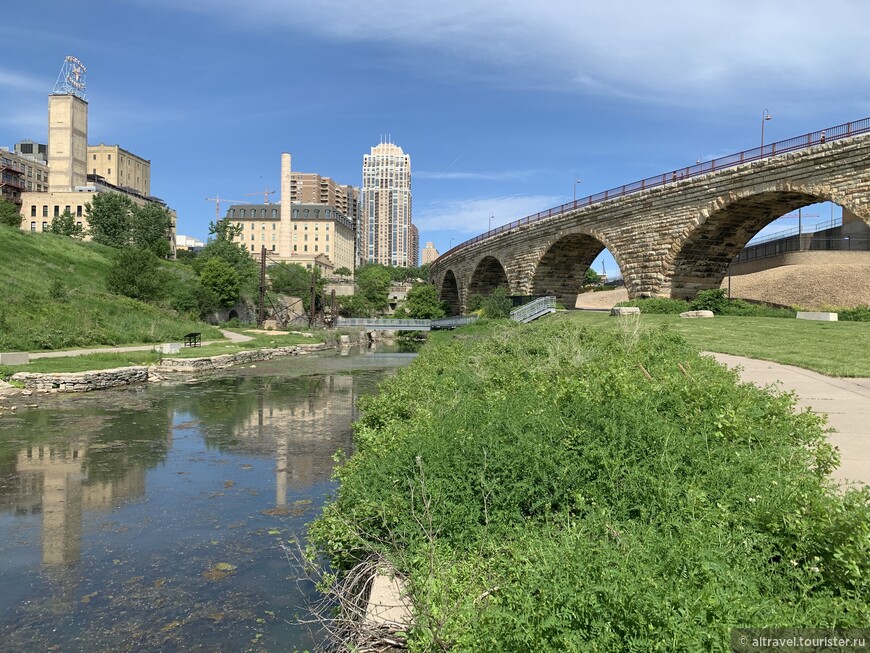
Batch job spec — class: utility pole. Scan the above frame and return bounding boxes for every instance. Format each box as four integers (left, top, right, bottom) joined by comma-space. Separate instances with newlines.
257, 246, 267, 327
309, 268, 317, 328
330, 289, 337, 328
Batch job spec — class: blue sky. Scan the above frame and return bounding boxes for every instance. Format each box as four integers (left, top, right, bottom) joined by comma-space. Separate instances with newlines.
3, 0, 869, 275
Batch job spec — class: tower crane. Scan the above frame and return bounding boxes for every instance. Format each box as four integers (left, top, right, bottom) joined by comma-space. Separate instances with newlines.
245, 187, 276, 204
205, 195, 247, 223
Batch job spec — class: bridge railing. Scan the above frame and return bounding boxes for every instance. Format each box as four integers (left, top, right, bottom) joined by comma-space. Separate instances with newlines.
510, 296, 556, 323
437, 116, 870, 261
430, 316, 478, 329
337, 318, 432, 329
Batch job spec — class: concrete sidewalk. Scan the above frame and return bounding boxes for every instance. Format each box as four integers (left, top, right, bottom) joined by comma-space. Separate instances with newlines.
28, 329, 252, 360
708, 352, 870, 488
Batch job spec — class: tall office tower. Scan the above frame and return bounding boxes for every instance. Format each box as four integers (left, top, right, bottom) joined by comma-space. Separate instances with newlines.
361, 141, 413, 266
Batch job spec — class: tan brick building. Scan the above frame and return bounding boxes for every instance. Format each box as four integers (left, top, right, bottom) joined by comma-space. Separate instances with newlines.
88, 144, 151, 196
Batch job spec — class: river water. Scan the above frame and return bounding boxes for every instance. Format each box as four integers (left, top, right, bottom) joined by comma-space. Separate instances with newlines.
0, 347, 413, 652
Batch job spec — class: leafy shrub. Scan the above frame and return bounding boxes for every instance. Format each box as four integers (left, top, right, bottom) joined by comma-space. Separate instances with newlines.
310, 320, 869, 651
839, 305, 870, 322
106, 247, 167, 302
616, 297, 689, 313
690, 288, 729, 313
479, 286, 512, 318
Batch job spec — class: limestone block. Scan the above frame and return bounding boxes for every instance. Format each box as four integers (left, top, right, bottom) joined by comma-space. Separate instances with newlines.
680, 310, 715, 318
160, 343, 181, 354
0, 352, 29, 365
796, 311, 838, 321
611, 306, 641, 316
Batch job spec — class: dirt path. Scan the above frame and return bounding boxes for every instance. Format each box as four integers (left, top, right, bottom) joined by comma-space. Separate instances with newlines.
28, 329, 252, 360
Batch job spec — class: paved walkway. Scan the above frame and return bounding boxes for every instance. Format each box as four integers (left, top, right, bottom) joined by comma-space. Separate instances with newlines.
28, 329, 253, 360
709, 352, 870, 488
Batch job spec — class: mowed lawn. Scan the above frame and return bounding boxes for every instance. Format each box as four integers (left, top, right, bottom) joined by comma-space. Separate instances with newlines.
560, 311, 870, 377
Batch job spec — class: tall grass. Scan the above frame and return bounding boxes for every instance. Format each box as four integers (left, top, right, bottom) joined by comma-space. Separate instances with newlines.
0, 227, 222, 351
309, 320, 869, 651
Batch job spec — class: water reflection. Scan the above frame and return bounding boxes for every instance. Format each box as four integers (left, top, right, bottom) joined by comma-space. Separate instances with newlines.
0, 353, 406, 651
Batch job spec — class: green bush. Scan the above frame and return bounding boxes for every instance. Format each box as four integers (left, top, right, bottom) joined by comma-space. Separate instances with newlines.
839, 305, 870, 322
479, 286, 512, 318
616, 297, 689, 313
690, 288, 729, 313
310, 321, 869, 651
106, 247, 167, 302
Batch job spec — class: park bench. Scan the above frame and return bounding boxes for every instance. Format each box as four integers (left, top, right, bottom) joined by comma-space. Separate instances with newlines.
183, 332, 202, 347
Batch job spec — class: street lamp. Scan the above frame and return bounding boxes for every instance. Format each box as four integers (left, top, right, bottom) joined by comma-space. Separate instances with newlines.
574, 177, 582, 203
488, 212, 493, 232
761, 108, 772, 149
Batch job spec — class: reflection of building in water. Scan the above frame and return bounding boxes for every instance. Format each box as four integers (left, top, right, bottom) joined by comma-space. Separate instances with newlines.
227, 375, 360, 505
0, 443, 147, 566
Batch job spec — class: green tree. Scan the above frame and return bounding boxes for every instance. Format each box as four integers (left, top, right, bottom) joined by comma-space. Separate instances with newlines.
86, 192, 134, 247
269, 262, 324, 311
195, 232, 258, 298
334, 266, 353, 279
131, 202, 172, 258
393, 283, 447, 319
208, 217, 243, 242
49, 209, 84, 238
584, 267, 601, 285
0, 199, 21, 228
354, 264, 392, 315
106, 247, 166, 302
199, 257, 241, 308
480, 286, 513, 318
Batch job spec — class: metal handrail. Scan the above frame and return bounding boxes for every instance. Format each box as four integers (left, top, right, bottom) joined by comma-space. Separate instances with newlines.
510, 296, 556, 323
436, 117, 870, 261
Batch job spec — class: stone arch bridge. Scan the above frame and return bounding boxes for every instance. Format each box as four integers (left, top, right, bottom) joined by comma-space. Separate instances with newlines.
430, 118, 870, 314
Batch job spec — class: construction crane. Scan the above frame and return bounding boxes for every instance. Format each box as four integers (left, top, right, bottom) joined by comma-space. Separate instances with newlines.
245, 187, 276, 204
205, 195, 247, 223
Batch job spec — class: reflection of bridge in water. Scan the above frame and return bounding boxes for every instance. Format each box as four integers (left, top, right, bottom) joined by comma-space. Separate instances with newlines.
431, 117, 870, 312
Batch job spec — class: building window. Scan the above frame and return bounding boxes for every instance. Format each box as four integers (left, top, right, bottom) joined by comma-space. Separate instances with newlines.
251, 244, 254, 251
326, 244, 329, 252
54, 206, 59, 217
304, 245, 308, 252
271, 244, 275, 251
293, 208, 299, 218
314, 245, 318, 252
30, 222, 36, 231
293, 224, 297, 231
304, 234, 308, 241
65, 205, 70, 214
271, 209, 277, 218
303, 209, 309, 218
42, 205, 48, 217
293, 245, 297, 252
77, 206, 82, 217
108, 168, 111, 174
240, 209, 245, 217
93, 154, 96, 160
272, 223, 275, 230
229, 209, 235, 217
326, 234, 329, 241
42, 221, 48, 231
250, 234, 254, 241
30, 205, 36, 217
108, 154, 112, 160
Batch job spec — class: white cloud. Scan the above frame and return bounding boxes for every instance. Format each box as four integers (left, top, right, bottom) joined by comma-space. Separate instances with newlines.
415, 194, 562, 234
0, 68, 45, 93
150, 0, 870, 104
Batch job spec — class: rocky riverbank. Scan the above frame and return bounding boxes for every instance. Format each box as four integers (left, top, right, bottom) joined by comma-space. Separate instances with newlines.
7, 342, 332, 394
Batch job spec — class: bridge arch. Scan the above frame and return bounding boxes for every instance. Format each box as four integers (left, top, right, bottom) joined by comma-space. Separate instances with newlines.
468, 255, 510, 300
665, 185, 870, 299
530, 230, 628, 305
439, 270, 461, 316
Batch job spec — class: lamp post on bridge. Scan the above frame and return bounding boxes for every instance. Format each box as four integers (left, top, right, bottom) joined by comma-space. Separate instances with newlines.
574, 177, 582, 204
761, 108, 772, 149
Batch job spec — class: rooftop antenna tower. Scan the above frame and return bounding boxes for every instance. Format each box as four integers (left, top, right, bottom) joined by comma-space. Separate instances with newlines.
53, 56, 87, 100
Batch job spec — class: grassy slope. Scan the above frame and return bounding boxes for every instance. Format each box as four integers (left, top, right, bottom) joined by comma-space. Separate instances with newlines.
562, 311, 870, 377
0, 226, 223, 351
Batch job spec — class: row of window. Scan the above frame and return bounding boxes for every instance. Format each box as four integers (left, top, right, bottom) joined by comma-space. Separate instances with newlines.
30, 204, 84, 218
30, 220, 83, 231
230, 208, 279, 218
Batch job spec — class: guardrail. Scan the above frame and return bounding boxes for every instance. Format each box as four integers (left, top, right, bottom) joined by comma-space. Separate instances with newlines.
510, 296, 557, 323
734, 235, 870, 264
437, 116, 870, 261
336, 316, 479, 331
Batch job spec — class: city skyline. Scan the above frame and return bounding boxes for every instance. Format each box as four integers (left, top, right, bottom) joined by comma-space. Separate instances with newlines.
2, 1, 869, 273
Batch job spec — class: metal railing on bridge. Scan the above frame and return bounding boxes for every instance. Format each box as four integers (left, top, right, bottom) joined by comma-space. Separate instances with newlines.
510, 296, 557, 323
437, 116, 870, 261
336, 316, 478, 331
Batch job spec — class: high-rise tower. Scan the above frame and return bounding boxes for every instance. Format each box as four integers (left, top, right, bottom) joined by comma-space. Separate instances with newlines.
361, 141, 413, 266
